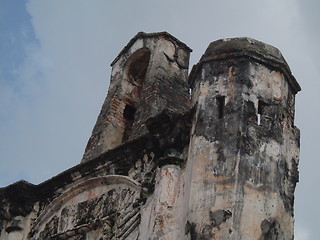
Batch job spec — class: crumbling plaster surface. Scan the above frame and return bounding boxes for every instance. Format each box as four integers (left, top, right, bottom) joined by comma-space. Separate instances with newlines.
0, 34, 300, 240
186, 48, 299, 239
82, 32, 191, 163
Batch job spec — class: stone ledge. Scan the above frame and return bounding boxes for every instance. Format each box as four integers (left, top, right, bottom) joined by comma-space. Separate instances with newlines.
111, 31, 193, 67
189, 37, 301, 94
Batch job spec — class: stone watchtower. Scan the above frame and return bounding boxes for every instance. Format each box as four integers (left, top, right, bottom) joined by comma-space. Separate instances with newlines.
0, 32, 300, 240
186, 38, 300, 239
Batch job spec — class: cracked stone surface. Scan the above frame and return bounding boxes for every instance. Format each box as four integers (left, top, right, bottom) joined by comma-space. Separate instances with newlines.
0, 33, 300, 240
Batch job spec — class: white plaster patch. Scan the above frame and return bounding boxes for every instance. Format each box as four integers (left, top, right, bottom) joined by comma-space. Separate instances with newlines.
129, 39, 144, 55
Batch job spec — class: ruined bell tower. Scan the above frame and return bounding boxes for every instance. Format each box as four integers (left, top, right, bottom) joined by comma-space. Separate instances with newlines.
0, 33, 300, 240
82, 32, 192, 162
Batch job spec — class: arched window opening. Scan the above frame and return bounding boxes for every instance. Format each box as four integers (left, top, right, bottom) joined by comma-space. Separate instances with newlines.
122, 48, 151, 142
126, 48, 151, 87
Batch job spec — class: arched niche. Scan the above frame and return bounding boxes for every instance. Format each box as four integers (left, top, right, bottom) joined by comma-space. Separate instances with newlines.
122, 48, 151, 142
124, 47, 151, 88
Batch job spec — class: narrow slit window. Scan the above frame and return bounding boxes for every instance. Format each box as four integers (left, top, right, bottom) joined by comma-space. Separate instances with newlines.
123, 104, 136, 121
216, 96, 225, 119
123, 104, 137, 142
257, 100, 265, 125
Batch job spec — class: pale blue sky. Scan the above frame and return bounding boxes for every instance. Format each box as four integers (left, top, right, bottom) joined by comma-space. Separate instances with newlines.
0, 1, 319, 239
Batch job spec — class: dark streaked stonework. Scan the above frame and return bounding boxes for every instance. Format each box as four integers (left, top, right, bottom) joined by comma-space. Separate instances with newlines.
0, 33, 300, 240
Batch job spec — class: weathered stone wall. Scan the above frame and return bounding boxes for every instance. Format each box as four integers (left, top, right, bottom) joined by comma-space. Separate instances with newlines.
0, 33, 300, 240
81, 32, 192, 163
0, 140, 164, 239
186, 38, 300, 239
0, 111, 192, 239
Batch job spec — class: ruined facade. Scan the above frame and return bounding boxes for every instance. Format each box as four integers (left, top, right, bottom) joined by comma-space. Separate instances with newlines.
0, 32, 300, 240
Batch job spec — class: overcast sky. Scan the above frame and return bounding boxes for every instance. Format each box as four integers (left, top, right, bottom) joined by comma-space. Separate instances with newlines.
0, 0, 319, 239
